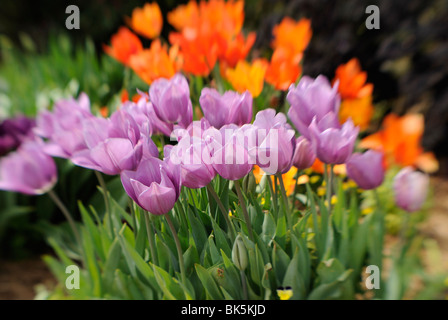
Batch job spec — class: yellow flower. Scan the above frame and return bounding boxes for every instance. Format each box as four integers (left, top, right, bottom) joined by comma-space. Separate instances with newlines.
225, 59, 268, 98
261, 197, 266, 206
309, 175, 321, 184
277, 287, 293, 300
362, 207, 374, 215
317, 187, 326, 197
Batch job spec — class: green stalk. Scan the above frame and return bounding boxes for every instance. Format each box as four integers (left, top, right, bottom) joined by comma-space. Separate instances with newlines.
240, 270, 248, 300
94, 171, 113, 236
277, 173, 292, 230
48, 190, 82, 248
234, 180, 254, 241
144, 212, 158, 266
325, 164, 334, 216
206, 183, 236, 240
164, 212, 187, 286
267, 176, 278, 216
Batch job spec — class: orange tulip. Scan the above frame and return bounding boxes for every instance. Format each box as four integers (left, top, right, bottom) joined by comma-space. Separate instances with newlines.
333, 58, 373, 100
271, 17, 312, 60
253, 165, 308, 196
220, 32, 256, 68
225, 58, 268, 98
265, 48, 303, 91
128, 2, 163, 39
339, 95, 374, 131
103, 27, 143, 66
360, 113, 438, 173
167, 0, 199, 30
129, 39, 183, 84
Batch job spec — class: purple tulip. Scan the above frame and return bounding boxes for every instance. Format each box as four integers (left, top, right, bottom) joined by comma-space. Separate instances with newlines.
0, 115, 36, 156
34, 93, 93, 158
249, 109, 296, 175
287, 75, 340, 139
292, 136, 316, 170
121, 157, 181, 215
149, 73, 193, 128
0, 141, 57, 195
393, 167, 429, 212
199, 88, 252, 129
166, 137, 216, 189
308, 117, 359, 164
346, 150, 385, 189
71, 109, 158, 175
204, 125, 253, 180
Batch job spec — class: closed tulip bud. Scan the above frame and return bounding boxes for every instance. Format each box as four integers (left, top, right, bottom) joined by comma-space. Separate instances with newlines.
120, 157, 181, 215
346, 150, 385, 189
393, 167, 429, 212
149, 73, 193, 128
292, 136, 316, 170
232, 235, 248, 271
308, 117, 359, 164
287, 75, 341, 139
0, 141, 57, 195
199, 88, 253, 129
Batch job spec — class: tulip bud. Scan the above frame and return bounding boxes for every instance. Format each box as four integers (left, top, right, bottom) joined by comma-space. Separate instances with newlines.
232, 235, 248, 271
346, 150, 384, 190
393, 167, 429, 212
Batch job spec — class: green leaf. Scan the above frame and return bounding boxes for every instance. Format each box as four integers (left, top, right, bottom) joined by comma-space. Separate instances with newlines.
195, 264, 225, 300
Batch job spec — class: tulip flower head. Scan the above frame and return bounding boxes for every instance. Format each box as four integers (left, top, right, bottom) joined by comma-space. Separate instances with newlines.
292, 136, 316, 170
0, 115, 36, 156
287, 75, 341, 139
346, 150, 385, 190
0, 141, 57, 195
121, 157, 181, 215
393, 166, 429, 212
199, 88, 253, 129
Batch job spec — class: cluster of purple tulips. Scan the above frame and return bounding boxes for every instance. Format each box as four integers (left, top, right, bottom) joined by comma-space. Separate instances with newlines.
0, 73, 429, 217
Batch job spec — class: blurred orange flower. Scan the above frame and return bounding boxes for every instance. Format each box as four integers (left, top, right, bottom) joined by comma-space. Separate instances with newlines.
252, 165, 308, 196
168, 0, 247, 76
103, 27, 143, 66
129, 40, 183, 84
339, 95, 374, 131
265, 48, 303, 91
271, 17, 312, 61
310, 158, 346, 176
225, 58, 268, 97
360, 113, 439, 173
128, 2, 163, 39
334, 58, 373, 100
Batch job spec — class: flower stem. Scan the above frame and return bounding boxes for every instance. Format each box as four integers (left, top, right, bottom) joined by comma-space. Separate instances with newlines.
277, 173, 292, 230
144, 212, 158, 266
95, 171, 113, 236
240, 270, 248, 300
206, 183, 236, 240
234, 180, 254, 241
325, 164, 334, 216
267, 176, 278, 216
164, 212, 187, 286
48, 190, 81, 247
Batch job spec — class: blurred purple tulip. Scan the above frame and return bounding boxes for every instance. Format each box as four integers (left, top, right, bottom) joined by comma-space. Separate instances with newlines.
287, 75, 340, 139
204, 125, 253, 180
346, 150, 385, 189
0, 115, 36, 156
393, 167, 429, 212
292, 136, 316, 170
250, 109, 295, 175
172, 118, 211, 142
71, 109, 157, 175
166, 137, 216, 189
308, 117, 359, 164
121, 157, 181, 215
149, 73, 193, 128
0, 141, 57, 195
200, 88, 252, 129
34, 93, 93, 158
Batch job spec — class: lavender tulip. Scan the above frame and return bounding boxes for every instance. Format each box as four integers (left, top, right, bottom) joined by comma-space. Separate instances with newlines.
204, 125, 253, 180
292, 136, 316, 170
346, 150, 385, 189
200, 88, 252, 129
250, 109, 296, 174
34, 93, 93, 158
0, 141, 57, 195
149, 73, 193, 128
166, 137, 216, 189
0, 115, 36, 156
308, 117, 359, 164
393, 167, 429, 212
121, 157, 181, 215
287, 75, 341, 139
